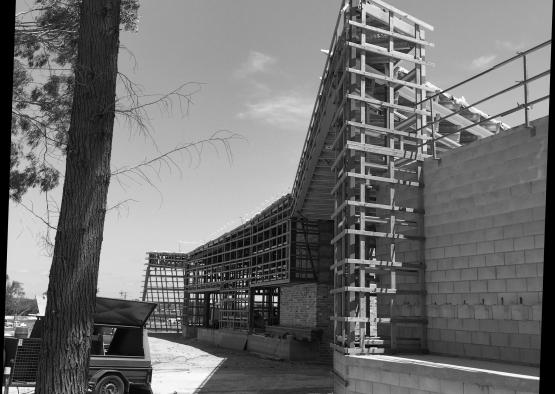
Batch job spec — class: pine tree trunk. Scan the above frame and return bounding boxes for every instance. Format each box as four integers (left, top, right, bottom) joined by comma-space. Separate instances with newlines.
35, 0, 121, 393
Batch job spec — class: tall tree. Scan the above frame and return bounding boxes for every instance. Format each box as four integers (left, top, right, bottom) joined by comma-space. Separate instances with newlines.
35, 0, 123, 392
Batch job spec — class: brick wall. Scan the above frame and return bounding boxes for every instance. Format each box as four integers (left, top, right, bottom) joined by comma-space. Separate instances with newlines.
422, 116, 547, 365
280, 283, 318, 327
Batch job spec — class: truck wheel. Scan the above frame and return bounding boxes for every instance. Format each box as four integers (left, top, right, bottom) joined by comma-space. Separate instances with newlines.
94, 374, 125, 394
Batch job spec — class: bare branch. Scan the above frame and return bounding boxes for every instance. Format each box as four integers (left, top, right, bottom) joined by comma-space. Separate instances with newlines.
18, 201, 57, 231
111, 130, 245, 180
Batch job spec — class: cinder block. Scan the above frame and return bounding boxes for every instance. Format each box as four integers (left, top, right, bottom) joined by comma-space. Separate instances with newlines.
489, 387, 515, 394
494, 239, 514, 253
496, 265, 516, 279
350, 366, 372, 381
534, 234, 545, 249
518, 320, 540, 335
470, 280, 487, 292
461, 268, 478, 281
532, 305, 542, 321
355, 380, 374, 394
481, 345, 501, 360
485, 227, 504, 241
455, 330, 471, 343
468, 255, 486, 268
439, 380, 464, 394
510, 305, 530, 320
446, 341, 465, 356
447, 318, 463, 330
463, 382, 489, 394
430, 247, 445, 259
519, 292, 540, 305
372, 382, 391, 394
487, 279, 506, 292
514, 236, 535, 250
380, 371, 400, 387
453, 281, 470, 293
491, 332, 510, 347
481, 293, 497, 305
438, 282, 454, 294
461, 318, 479, 331
476, 241, 494, 254
506, 278, 527, 292
485, 253, 504, 266
445, 269, 461, 281
446, 255, 465, 268
492, 305, 511, 320
478, 266, 496, 279
474, 305, 491, 319
463, 344, 482, 359
478, 319, 499, 332
460, 243, 477, 256
530, 334, 541, 349
509, 333, 531, 348
519, 348, 541, 365
408, 389, 431, 394
502, 224, 524, 238
524, 249, 544, 264
430, 270, 445, 282
399, 373, 419, 389
522, 220, 545, 236
526, 277, 542, 292
440, 329, 456, 342
445, 245, 460, 258
431, 317, 448, 329
498, 292, 518, 305
418, 376, 440, 392
516, 264, 537, 277
471, 331, 490, 345
457, 304, 473, 319
504, 251, 525, 266
390, 387, 410, 394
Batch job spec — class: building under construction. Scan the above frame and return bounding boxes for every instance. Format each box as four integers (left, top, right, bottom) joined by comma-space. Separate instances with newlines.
143, 1, 548, 392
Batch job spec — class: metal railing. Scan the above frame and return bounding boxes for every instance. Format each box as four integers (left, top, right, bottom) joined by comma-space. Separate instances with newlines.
415, 39, 551, 158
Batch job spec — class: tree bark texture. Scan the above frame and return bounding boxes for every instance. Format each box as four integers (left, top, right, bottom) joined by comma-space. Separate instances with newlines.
35, 0, 121, 393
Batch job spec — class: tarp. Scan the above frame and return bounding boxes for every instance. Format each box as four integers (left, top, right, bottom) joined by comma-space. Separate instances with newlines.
93, 297, 157, 327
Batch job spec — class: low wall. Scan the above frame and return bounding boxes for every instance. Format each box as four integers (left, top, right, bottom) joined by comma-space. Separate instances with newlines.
333, 353, 540, 394
197, 328, 248, 351
196, 328, 320, 361
247, 334, 319, 361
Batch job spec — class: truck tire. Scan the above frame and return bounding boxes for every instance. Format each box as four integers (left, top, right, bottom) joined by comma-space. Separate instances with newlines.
94, 374, 126, 394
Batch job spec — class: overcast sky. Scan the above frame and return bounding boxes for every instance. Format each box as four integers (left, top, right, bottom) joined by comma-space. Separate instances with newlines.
9, 0, 552, 299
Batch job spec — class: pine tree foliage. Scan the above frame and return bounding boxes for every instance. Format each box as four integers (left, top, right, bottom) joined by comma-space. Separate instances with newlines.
11, 0, 139, 202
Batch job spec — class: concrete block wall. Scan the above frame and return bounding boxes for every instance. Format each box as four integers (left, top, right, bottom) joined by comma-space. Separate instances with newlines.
333, 353, 540, 394
423, 117, 547, 365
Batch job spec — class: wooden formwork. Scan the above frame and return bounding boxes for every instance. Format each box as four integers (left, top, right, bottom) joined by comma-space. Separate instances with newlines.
319, 0, 433, 355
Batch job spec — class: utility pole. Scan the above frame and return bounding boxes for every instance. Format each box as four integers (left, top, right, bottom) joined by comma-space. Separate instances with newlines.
119, 291, 127, 300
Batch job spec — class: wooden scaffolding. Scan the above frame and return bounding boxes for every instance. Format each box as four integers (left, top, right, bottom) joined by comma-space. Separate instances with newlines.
327, 0, 434, 355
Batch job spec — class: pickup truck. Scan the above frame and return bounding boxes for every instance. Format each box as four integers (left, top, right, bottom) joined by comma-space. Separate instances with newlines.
4, 297, 157, 394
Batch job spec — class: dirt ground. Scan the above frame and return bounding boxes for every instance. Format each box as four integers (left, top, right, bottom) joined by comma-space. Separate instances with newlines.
3, 335, 333, 394
149, 335, 333, 394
